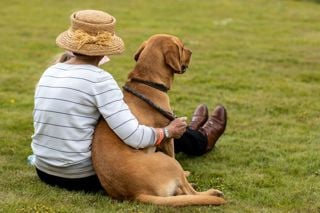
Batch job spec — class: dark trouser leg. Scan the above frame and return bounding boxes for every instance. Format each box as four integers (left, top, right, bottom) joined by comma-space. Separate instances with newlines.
174, 128, 208, 156
36, 168, 104, 193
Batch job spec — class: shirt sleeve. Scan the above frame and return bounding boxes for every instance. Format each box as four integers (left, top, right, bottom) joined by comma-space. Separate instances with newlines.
92, 72, 156, 149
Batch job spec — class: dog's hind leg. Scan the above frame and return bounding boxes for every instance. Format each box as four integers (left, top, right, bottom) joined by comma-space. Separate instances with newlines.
178, 174, 224, 197
178, 175, 199, 195
184, 170, 190, 177
136, 194, 226, 206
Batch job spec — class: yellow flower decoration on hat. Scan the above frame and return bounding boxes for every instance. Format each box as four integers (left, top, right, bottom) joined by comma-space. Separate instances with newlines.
72, 29, 113, 49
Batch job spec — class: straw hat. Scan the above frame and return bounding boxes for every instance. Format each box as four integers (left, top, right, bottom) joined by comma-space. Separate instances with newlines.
56, 10, 125, 56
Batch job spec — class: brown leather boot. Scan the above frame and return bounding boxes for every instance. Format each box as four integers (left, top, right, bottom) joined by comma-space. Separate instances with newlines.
188, 104, 208, 131
199, 105, 227, 152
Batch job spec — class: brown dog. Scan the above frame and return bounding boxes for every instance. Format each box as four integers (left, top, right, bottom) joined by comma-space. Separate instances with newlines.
92, 34, 225, 206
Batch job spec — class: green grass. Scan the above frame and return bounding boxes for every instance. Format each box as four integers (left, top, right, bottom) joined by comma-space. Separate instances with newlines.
1, 0, 320, 212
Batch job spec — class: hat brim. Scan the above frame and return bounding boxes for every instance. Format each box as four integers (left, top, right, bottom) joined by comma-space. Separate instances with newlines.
56, 30, 125, 56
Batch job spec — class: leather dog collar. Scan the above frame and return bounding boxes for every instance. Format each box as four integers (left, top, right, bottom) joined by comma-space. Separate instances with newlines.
130, 78, 169, 93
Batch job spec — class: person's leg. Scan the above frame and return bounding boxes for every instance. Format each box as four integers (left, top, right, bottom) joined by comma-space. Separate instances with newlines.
174, 104, 227, 156
36, 168, 103, 193
174, 128, 208, 156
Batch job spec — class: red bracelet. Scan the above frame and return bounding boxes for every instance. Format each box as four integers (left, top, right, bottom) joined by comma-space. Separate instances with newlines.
155, 128, 165, 146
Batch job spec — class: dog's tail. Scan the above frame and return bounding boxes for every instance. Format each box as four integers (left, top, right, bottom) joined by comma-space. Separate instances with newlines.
136, 194, 226, 207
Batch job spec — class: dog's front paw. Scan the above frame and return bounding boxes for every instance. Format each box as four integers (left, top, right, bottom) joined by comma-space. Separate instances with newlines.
207, 189, 224, 197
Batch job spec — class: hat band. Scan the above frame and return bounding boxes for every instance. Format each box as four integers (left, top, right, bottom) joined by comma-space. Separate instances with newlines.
68, 29, 114, 50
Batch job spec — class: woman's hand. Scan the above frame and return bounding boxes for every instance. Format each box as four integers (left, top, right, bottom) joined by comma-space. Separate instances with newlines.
165, 117, 187, 139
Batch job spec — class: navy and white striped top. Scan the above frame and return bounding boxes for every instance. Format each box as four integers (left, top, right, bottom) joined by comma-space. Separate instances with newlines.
31, 63, 156, 178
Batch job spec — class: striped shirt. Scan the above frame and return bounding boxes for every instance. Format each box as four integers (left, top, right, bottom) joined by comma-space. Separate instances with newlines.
31, 63, 156, 178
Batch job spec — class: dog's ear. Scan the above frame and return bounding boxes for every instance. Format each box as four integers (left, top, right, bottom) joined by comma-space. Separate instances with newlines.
164, 42, 182, 73
134, 41, 147, 61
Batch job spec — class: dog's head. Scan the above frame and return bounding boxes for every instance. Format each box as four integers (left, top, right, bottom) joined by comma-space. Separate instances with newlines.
134, 34, 192, 74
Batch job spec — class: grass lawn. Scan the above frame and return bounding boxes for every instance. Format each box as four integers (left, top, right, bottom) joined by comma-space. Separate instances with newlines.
1, 0, 320, 212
